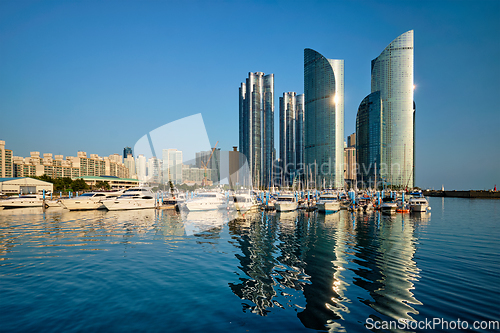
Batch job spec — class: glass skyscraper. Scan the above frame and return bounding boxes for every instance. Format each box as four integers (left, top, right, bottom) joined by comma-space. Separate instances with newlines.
356, 30, 415, 188
123, 147, 132, 160
279, 92, 304, 186
239, 72, 274, 188
304, 49, 344, 189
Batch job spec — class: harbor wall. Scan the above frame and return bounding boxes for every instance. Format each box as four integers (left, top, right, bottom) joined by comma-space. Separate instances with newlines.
423, 190, 500, 199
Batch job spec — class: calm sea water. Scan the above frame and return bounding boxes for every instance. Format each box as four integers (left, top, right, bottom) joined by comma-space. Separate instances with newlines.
0, 197, 498, 332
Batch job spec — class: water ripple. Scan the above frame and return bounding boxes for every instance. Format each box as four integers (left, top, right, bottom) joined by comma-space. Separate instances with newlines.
0, 197, 498, 332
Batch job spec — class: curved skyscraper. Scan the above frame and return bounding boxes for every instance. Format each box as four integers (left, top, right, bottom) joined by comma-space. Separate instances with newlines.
356, 91, 382, 186
356, 30, 414, 188
304, 49, 344, 188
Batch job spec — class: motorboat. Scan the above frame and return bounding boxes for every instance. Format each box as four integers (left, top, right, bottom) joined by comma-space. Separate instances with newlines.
162, 192, 186, 210
316, 193, 340, 213
409, 196, 430, 212
183, 192, 227, 211
0, 194, 44, 208
357, 197, 374, 212
102, 188, 156, 211
230, 192, 258, 213
396, 200, 410, 213
60, 190, 123, 211
274, 193, 298, 212
44, 199, 62, 208
380, 197, 398, 214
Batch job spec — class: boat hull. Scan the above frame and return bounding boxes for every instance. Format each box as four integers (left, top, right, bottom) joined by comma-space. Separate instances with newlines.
184, 201, 226, 211
103, 199, 156, 211
61, 199, 105, 211
410, 204, 428, 212
381, 203, 397, 213
1, 198, 43, 208
317, 202, 340, 213
275, 202, 298, 212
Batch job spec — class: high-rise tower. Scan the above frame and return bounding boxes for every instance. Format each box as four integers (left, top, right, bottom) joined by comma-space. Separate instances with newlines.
123, 147, 132, 160
239, 72, 274, 188
304, 49, 344, 188
279, 92, 305, 186
356, 30, 414, 188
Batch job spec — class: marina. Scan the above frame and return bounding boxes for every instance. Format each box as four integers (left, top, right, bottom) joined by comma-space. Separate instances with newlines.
0, 196, 498, 332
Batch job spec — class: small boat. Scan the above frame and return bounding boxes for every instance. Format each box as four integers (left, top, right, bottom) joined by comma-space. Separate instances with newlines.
357, 198, 374, 212
396, 201, 410, 213
316, 193, 340, 213
44, 199, 62, 208
230, 192, 259, 213
162, 192, 186, 210
102, 188, 156, 211
274, 193, 298, 212
409, 196, 430, 212
183, 192, 227, 211
380, 197, 398, 214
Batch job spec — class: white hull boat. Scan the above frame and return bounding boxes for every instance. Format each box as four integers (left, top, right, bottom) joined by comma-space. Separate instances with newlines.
316, 194, 340, 213
102, 188, 156, 211
380, 200, 398, 213
61, 192, 119, 210
274, 194, 298, 212
183, 192, 227, 211
409, 197, 430, 212
230, 193, 259, 213
1, 195, 44, 208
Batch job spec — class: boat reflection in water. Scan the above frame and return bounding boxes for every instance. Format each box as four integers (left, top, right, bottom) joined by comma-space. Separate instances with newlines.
228, 210, 424, 331
180, 209, 230, 236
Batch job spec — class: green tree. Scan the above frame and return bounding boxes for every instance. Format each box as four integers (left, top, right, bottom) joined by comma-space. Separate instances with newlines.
93, 181, 110, 190
72, 178, 89, 192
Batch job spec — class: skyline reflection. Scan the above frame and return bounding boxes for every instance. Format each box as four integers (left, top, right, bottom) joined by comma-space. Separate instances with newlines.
228, 210, 425, 330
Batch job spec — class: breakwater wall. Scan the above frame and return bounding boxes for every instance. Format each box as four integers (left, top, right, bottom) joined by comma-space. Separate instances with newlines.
423, 190, 500, 199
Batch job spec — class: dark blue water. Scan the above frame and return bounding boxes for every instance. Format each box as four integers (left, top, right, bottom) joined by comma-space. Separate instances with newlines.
0, 197, 498, 332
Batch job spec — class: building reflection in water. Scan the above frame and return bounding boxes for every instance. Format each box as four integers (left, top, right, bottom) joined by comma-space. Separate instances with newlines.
0, 207, 168, 258
351, 212, 422, 325
228, 209, 427, 331
228, 210, 281, 315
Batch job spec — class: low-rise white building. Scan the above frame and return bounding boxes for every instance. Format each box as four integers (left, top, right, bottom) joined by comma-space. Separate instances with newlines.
0, 177, 53, 195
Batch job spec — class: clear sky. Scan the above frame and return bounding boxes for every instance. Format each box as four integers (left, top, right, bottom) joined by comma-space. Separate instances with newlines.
1, 0, 499, 190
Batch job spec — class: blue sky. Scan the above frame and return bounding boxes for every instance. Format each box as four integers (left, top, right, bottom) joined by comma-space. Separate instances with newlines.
0, 0, 499, 190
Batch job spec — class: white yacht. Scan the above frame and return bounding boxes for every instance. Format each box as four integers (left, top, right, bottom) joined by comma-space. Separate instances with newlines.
316, 193, 340, 213
102, 188, 156, 211
409, 196, 430, 212
230, 192, 259, 213
60, 191, 123, 211
183, 192, 227, 211
0, 194, 44, 208
380, 197, 398, 213
274, 193, 298, 212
